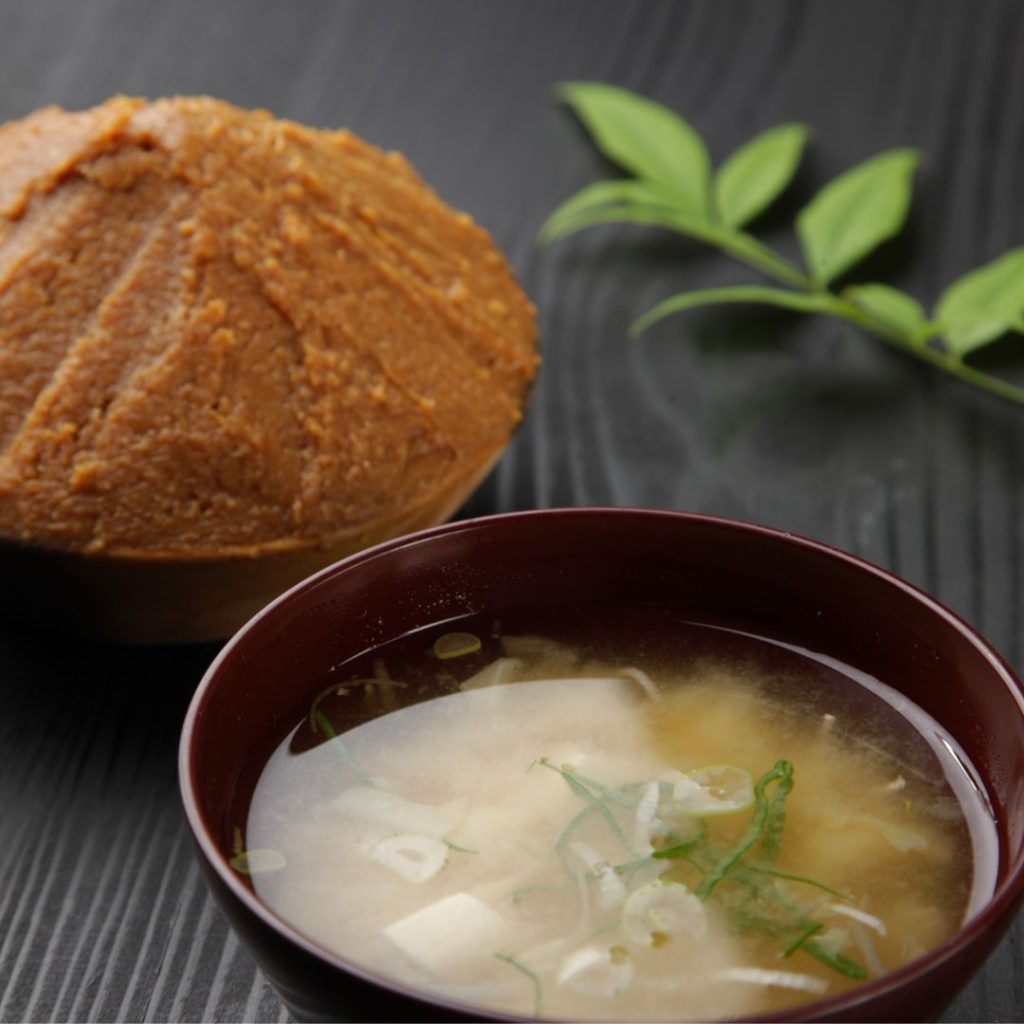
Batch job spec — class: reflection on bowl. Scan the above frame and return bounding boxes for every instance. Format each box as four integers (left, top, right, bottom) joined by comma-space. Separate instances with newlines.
179, 508, 1024, 1022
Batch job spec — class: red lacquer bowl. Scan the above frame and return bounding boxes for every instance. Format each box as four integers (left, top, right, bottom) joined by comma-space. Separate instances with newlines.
179, 509, 1024, 1022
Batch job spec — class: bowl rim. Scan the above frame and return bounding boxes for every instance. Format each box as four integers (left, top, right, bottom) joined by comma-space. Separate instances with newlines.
179, 506, 1024, 1022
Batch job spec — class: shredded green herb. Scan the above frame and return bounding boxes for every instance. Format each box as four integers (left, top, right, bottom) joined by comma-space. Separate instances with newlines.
747, 864, 851, 900
311, 709, 374, 786
540, 752, 870, 983
443, 839, 478, 854
696, 760, 793, 899
761, 762, 795, 861
533, 757, 634, 855
554, 804, 601, 875
511, 883, 573, 905
495, 951, 543, 1018
783, 921, 825, 958
652, 821, 709, 860
803, 941, 870, 980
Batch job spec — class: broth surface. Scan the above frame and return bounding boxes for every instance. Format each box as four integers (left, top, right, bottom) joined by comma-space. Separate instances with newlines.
243, 611, 995, 1020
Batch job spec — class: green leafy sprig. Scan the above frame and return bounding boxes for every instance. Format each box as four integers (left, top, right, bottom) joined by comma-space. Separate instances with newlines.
541, 82, 1024, 405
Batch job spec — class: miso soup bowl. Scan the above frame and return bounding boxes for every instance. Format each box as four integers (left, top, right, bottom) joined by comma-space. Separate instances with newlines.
179, 508, 1024, 1023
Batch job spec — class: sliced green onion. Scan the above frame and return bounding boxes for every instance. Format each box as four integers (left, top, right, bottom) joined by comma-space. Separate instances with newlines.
368, 834, 448, 883
632, 780, 661, 851
495, 952, 543, 1018
311, 710, 375, 786
783, 921, 824, 958
443, 839, 478, 854
696, 760, 793, 900
802, 940, 868, 980
622, 880, 707, 947
433, 632, 482, 659
534, 758, 633, 855
556, 945, 635, 997
672, 764, 755, 816
747, 865, 851, 900
569, 841, 627, 909
651, 821, 708, 860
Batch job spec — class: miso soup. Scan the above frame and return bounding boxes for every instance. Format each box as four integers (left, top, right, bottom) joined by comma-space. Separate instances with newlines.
240, 608, 996, 1020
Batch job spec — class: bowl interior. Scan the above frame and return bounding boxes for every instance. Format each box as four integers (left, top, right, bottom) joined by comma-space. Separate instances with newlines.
182, 509, 1024, 1021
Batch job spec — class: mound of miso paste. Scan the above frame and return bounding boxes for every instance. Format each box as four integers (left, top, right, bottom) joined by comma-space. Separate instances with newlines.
243, 609, 996, 1021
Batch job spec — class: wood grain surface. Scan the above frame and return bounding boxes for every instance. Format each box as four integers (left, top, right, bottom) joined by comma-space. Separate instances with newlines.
1, 1, 1022, 1020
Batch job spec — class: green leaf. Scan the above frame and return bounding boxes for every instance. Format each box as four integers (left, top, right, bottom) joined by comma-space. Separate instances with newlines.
557, 81, 711, 219
934, 247, 1024, 357
714, 123, 810, 228
632, 285, 838, 335
538, 179, 686, 242
796, 149, 919, 285
538, 204, 706, 244
844, 283, 929, 342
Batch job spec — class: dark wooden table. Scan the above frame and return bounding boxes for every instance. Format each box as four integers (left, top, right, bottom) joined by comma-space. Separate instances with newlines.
1, 1, 1022, 1020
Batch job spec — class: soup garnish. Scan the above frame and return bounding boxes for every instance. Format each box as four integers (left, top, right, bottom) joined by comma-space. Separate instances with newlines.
239, 609, 996, 1020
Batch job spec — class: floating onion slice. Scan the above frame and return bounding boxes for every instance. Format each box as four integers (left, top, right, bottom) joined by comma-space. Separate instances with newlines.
569, 841, 627, 909
617, 666, 660, 700
712, 966, 828, 995
432, 632, 482, 659
851, 923, 885, 976
334, 786, 466, 838
632, 780, 661, 852
368, 659, 406, 711
622, 880, 707, 948
812, 925, 851, 956
672, 764, 755, 816
557, 945, 635, 997
650, 819, 708, 862
828, 903, 888, 936
229, 848, 287, 875
368, 833, 448, 883
459, 657, 522, 691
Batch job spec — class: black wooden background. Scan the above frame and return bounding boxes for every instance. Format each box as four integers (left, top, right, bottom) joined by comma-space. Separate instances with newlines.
1, 1, 1022, 1020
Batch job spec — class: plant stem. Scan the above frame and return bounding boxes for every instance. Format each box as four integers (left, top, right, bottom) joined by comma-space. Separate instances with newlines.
831, 298, 1024, 405
691, 227, 1024, 406
713, 230, 815, 291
